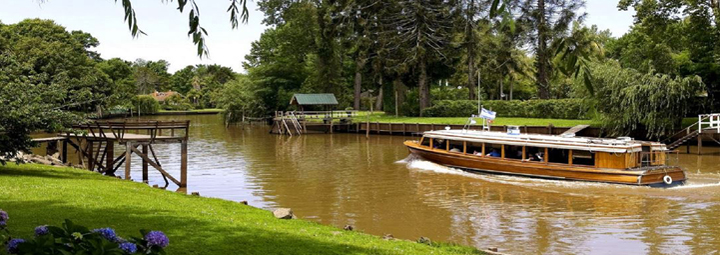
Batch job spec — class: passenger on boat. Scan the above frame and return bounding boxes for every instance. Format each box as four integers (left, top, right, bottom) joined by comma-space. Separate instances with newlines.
473, 150, 482, 156
450, 148, 461, 152
434, 139, 445, 149
487, 149, 501, 157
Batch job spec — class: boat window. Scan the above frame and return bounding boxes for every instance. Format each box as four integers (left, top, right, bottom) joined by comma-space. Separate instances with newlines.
506, 145, 523, 160
433, 139, 446, 149
467, 142, 484, 156
572, 150, 595, 166
548, 148, 570, 164
524, 146, 545, 162
421, 137, 430, 147
485, 143, 502, 157
448, 140, 464, 153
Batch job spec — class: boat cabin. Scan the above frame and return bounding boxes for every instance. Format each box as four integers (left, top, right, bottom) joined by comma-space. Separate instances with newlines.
418, 129, 668, 169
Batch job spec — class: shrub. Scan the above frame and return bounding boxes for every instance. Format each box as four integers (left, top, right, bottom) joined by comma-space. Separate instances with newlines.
0, 209, 169, 255
161, 94, 193, 111
422, 99, 591, 119
131, 95, 160, 115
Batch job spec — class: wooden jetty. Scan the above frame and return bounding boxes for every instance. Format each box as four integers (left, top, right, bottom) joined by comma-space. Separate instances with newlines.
664, 113, 720, 155
271, 110, 358, 135
33, 120, 190, 188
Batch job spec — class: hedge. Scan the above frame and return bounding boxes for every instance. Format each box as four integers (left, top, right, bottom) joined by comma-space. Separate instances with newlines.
421, 99, 591, 119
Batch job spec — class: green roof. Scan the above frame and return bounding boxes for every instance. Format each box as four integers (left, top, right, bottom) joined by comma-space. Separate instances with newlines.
290, 93, 338, 105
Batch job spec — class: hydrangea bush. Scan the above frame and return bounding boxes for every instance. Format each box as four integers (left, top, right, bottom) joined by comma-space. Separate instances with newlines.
0, 209, 169, 255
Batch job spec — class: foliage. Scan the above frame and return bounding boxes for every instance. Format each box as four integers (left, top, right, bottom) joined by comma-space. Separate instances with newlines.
214, 76, 267, 123
133, 59, 172, 94
0, 19, 104, 163
112, 0, 249, 57
0, 210, 168, 255
161, 94, 193, 111
590, 61, 705, 138
421, 99, 591, 119
131, 95, 160, 115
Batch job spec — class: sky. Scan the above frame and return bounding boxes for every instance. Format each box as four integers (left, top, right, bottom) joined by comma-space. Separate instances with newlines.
0, 0, 635, 73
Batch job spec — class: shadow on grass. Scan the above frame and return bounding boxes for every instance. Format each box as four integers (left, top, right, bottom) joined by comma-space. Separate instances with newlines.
0, 165, 102, 180
2, 199, 392, 255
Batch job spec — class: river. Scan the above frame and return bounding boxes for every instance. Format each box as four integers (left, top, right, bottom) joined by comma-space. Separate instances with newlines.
65, 115, 720, 254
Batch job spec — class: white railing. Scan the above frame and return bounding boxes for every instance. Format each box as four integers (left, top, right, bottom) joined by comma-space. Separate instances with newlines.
698, 113, 720, 133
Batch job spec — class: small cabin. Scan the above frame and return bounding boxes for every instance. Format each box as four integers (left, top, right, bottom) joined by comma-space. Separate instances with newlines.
418, 130, 667, 169
289, 93, 339, 111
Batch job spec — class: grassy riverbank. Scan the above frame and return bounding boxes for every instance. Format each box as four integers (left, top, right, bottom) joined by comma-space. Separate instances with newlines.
355, 112, 597, 127
0, 164, 483, 255
157, 108, 224, 114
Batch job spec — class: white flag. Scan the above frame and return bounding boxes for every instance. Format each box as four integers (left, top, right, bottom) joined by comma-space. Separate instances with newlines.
480, 108, 496, 120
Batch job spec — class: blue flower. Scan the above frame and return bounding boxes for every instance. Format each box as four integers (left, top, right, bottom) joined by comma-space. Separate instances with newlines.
35, 225, 49, 236
0, 220, 6, 227
6, 238, 25, 254
92, 228, 118, 242
0, 210, 8, 221
144, 231, 169, 248
119, 242, 138, 254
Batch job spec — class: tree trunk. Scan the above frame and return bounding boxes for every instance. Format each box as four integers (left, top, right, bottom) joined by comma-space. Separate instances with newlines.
394, 78, 406, 116
375, 76, 384, 111
509, 77, 514, 100
499, 78, 504, 100
536, 0, 550, 99
353, 58, 365, 110
419, 60, 430, 116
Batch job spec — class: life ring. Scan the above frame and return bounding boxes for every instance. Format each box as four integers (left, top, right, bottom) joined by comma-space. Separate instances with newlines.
663, 175, 673, 185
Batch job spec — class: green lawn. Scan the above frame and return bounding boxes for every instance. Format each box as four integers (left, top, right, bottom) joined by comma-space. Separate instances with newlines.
0, 164, 482, 255
354, 112, 597, 127
158, 108, 224, 113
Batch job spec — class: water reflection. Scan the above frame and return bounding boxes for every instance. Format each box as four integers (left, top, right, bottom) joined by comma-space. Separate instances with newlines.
37, 115, 720, 254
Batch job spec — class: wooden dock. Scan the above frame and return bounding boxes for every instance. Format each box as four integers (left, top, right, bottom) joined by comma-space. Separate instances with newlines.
33, 120, 190, 188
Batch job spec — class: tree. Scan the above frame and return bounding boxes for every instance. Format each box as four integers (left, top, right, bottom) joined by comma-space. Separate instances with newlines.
518, 0, 586, 99
387, 0, 453, 115
132, 59, 171, 94
553, 23, 606, 95
0, 19, 108, 162
97, 58, 136, 106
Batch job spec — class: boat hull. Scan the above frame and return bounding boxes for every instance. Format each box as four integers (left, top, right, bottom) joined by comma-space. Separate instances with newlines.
404, 141, 686, 187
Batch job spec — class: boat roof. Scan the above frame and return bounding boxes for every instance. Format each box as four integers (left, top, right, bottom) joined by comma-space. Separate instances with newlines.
423, 129, 666, 153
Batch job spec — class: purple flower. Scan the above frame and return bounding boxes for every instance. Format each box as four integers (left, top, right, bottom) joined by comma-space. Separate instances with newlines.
92, 228, 118, 242
6, 238, 25, 254
35, 225, 49, 236
0, 220, 5, 227
0, 210, 8, 221
119, 242, 138, 254
144, 231, 169, 248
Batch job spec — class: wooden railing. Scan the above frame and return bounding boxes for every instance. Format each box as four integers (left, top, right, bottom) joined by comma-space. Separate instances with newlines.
274, 110, 358, 120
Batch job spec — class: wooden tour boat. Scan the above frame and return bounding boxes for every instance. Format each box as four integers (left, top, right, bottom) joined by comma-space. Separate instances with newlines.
404, 127, 686, 187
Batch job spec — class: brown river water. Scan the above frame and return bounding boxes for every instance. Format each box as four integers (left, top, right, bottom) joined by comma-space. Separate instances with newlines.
39, 114, 720, 254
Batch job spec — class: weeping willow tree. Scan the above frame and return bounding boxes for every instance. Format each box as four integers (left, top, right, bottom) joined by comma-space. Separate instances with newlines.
590, 61, 705, 138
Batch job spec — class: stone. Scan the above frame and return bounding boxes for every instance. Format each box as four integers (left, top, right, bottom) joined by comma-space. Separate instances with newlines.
239, 201, 248, 205
418, 237, 431, 244
487, 247, 499, 252
191, 192, 200, 196
273, 208, 294, 219
343, 225, 354, 231
383, 234, 394, 240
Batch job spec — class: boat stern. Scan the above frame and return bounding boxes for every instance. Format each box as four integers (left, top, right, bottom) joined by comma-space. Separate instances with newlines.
637, 166, 687, 187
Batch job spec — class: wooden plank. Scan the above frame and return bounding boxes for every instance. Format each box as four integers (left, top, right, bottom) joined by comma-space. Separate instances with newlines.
125, 142, 132, 180
105, 142, 114, 174
181, 141, 188, 188
569, 150, 573, 166
142, 145, 149, 183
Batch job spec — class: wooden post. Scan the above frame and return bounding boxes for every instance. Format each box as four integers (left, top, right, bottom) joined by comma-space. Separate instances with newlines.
522, 146, 526, 160
403, 123, 407, 135
105, 141, 114, 174
446, 141, 450, 151
429, 138, 433, 149
481, 143, 485, 156
180, 140, 188, 188
142, 145, 149, 183
568, 150, 573, 165
463, 141, 467, 154
125, 142, 132, 180
544, 148, 549, 163
61, 140, 68, 164
88, 141, 94, 171
698, 134, 703, 155
501, 145, 505, 159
